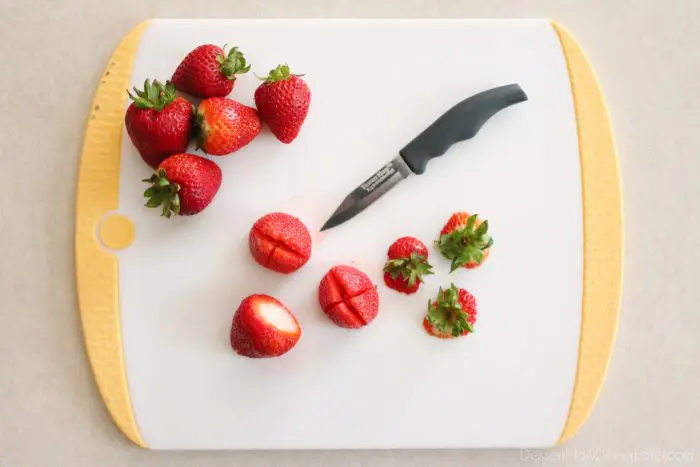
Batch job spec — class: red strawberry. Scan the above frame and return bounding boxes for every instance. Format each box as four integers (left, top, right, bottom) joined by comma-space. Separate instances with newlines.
318, 265, 379, 329
249, 213, 312, 273
436, 212, 493, 271
423, 284, 477, 339
230, 294, 301, 358
142, 153, 222, 218
171, 44, 250, 98
383, 237, 434, 294
254, 64, 311, 143
195, 97, 262, 155
125, 79, 193, 168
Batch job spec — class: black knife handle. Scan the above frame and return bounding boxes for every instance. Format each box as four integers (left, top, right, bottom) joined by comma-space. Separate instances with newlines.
399, 84, 528, 175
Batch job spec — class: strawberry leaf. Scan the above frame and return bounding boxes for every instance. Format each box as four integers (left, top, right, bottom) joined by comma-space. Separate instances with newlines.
257, 64, 305, 83
474, 219, 488, 237
142, 169, 181, 218
218, 45, 251, 79
466, 214, 477, 231
127, 79, 177, 112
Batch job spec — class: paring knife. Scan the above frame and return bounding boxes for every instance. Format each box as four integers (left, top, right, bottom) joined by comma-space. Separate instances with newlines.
320, 84, 528, 231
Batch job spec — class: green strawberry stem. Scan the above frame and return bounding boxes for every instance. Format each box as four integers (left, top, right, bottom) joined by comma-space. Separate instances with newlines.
142, 169, 181, 218
383, 252, 434, 286
127, 79, 177, 112
256, 64, 305, 83
436, 214, 493, 272
216, 45, 251, 79
426, 284, 473, 337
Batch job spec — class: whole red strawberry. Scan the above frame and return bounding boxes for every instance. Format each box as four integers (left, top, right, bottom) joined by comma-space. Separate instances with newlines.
230, 294, 301, 358
195, 97, 262, 155
423, 284, 477, 339
172, 44, 250, 98
436, 212, 493, 271
125, 79, 193, 168
383, 237, 434, 294
249, 212, 312, 274
254, 64, 311, 143
142, 153, 222, 218
318, 265, 379, 329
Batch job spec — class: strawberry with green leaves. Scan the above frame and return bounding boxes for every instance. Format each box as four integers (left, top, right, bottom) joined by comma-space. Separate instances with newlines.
171, 44, 251, 98
254, 64, 311, 143
124, 79, 193, 169
142, 153, 222, 218
436, 212, 493, 272
423, 284, 478, 339
383, 237, 434, 294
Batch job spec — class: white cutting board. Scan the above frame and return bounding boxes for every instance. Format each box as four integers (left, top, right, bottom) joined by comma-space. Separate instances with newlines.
88, 19, 589, 449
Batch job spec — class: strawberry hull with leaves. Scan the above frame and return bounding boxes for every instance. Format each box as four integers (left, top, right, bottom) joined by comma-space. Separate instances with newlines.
172, 44, 251, 98
142, 153, 222, 218
383, 237, 434, 294
124, 79, 193, 169
436, 212, 493, 271
423, 284, 478, 339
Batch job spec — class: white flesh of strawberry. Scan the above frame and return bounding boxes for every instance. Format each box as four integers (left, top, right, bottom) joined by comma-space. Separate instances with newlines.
256, 301, 298, 333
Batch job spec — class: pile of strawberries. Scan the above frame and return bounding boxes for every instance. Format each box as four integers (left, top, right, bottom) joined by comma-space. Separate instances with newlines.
124, 44, 311, 217
123, 43, 493, 359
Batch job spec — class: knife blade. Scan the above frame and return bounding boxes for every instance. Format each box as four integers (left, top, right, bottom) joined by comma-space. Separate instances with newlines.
320, 83, 528, 232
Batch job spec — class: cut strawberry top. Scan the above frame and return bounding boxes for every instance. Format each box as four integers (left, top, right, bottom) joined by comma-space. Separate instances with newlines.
425, 284, 477, 338
384, 252, 434, 287
437, 212, 493, 271
383, 236, 433, 294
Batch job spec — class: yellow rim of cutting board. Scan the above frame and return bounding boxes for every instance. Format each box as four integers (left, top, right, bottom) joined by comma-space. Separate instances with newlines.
75, 20, 622, 449
75, 20, 149, 448
552, 21, 623, 444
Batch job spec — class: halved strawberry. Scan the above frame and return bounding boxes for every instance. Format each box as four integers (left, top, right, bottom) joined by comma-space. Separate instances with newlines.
230, 294, 301, 358
383, 236, 434, 294
318, 265, 379, 329
248, 213, 312, 274
436, 212, 493, 271
423, 284, 477, 339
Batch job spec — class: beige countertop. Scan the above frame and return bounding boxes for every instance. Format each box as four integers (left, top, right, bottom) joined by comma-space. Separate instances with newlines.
1, 0, 699, 465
